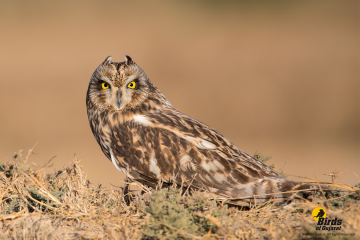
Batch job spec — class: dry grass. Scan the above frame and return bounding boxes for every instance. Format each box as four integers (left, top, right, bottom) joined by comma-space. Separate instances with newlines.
0, 148, 359, 239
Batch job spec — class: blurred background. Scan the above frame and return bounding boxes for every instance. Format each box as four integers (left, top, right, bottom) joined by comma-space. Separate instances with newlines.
0, 1, 358, 188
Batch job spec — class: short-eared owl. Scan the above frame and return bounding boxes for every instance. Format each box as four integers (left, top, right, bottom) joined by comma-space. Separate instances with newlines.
86, 56, 312, 205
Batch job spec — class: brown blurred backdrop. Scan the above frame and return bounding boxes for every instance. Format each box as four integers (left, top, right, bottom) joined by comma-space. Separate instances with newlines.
0, 1, 359, 188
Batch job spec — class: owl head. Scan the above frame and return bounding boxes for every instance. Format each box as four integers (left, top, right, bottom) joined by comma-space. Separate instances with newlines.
87, 56, 154, 112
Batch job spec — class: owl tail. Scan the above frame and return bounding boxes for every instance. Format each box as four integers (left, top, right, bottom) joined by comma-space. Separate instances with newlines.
225, 177, 325, 206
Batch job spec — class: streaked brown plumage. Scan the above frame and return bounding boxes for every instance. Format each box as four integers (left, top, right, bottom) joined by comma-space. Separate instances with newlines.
86, 56, 312, 205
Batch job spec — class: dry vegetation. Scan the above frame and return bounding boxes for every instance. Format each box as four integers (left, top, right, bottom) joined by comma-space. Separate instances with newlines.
0, 148, 359, 239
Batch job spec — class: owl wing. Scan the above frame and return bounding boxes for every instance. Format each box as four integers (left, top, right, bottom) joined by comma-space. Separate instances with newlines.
109, 107, 283, 199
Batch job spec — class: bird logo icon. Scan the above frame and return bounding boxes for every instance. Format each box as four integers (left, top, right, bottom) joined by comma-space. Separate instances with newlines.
312, 207, 326, 221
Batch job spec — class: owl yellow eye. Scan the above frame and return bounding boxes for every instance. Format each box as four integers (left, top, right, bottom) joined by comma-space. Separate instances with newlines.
127, 81, 136, 89
102, 82, 110, 89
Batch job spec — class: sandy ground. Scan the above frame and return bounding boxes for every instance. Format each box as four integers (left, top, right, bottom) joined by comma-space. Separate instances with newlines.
0, 1, 358, 189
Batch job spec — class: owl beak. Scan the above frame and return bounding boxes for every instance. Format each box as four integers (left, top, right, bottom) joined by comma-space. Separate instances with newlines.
117, 90, 122, 108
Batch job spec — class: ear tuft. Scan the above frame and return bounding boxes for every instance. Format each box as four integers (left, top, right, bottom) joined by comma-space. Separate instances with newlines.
103, 56, 113, 65
124, 55, 133, 64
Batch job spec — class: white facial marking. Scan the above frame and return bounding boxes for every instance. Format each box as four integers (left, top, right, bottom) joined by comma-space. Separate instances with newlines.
110, 150, 127, 174
133, 115, 153, 126
100, 76, 111, 82
150, 157, 160, 177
